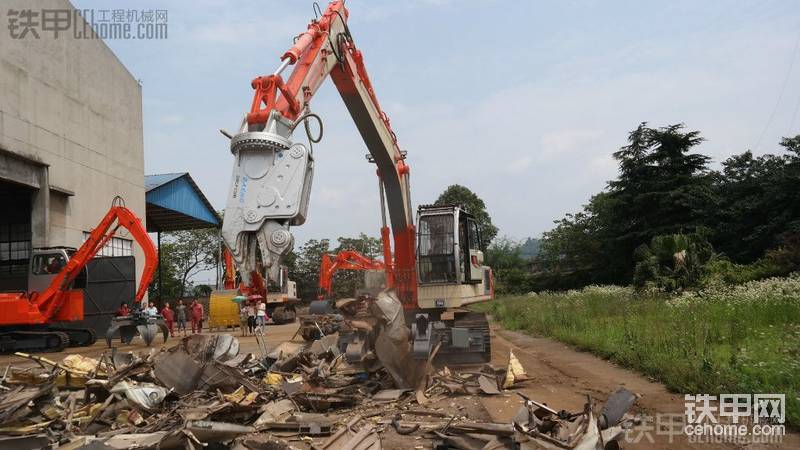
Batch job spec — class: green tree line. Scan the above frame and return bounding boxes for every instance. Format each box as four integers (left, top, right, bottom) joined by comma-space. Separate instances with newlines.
524, 124, 800, 292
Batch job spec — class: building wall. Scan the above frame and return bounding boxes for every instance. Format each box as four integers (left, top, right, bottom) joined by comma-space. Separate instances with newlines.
0, 0, 146, 288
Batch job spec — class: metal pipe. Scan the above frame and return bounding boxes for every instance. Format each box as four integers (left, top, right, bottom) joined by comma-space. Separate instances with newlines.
216, 231, 221, 290
404, 174, 413, 225
273, 58, 292, 76
378, 179, 387, 228
157, 230, 162, 305
282, 28, 317, 64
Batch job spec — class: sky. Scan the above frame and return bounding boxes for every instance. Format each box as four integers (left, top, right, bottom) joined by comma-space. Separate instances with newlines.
73, 0, 800, 248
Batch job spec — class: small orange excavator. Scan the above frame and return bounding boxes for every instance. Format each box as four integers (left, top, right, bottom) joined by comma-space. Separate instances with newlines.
0, 198, 160, 353
317, 250, 385, 299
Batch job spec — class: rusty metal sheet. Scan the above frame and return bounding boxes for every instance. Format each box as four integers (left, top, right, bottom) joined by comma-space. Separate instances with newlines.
478, 375, 501, 395
313, 416, 381, 450
371, 389, 410, 401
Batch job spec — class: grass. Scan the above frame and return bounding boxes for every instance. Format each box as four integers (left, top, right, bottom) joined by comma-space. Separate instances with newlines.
474, 276, 800, 427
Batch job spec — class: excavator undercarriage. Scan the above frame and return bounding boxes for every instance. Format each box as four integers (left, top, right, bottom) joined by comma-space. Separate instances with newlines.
0, 326, 98, 353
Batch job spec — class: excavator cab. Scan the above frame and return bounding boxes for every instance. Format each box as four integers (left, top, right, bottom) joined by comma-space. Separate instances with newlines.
417, 205, 484, 285
28, 248, 86, 293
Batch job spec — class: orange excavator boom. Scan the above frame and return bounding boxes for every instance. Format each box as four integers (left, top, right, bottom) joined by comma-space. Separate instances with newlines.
32, 203, 157, 320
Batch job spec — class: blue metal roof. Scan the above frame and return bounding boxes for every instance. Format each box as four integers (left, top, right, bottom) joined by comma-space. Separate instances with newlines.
145, 173, 185, 191
145, 173, 221, 232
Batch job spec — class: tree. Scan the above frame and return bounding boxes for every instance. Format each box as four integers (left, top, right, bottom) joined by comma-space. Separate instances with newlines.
485, 237, 533, 294
334, 233, 382, 259
536, 193, 613, 289
148, 241, 182, 301
288, 238, 330, 300
434, 184, 498, 248
519, 237, 540, 259
148, 228, 219, 301
712, 135, 800, 262
633, 231, 714, 291
606, 123, 715, 280
536, 123, 715, 288
192, 284, 213, 297
533, 127, 800, 291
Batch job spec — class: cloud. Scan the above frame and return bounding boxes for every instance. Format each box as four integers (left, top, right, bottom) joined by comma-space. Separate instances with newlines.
506, 156, 532, 173
540, 129, 605, 160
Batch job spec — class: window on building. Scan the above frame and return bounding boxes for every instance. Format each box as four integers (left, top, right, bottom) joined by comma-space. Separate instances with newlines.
0, 223, 32, 277
82, 232, 133, 257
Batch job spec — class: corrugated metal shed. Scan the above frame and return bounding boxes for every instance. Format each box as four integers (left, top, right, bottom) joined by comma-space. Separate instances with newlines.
145, 173, 221, 231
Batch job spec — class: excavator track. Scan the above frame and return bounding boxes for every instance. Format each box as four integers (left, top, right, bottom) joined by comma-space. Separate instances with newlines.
49, 327, 98, 347
0, 330, 70, 353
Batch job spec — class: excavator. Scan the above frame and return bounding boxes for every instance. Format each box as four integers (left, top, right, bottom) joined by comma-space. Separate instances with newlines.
0, 198, 162, 353
317, 250, 386, 299
221, 1, 494, 363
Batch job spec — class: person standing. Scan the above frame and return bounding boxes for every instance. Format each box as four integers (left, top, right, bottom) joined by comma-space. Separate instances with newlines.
116, 302, 130, 317
191, 299, 204, 334
256, 299, 267, 332
160, 302, 175, 337
176, 300, 187, 336
246, 301, 257, 335
147, 303, 158, 317
190, 300, 198, 333
239, 303, 249, 336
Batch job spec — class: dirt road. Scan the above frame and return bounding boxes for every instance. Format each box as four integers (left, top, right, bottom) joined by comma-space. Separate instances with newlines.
0, 322, 795, 449
483, 325, 797, 450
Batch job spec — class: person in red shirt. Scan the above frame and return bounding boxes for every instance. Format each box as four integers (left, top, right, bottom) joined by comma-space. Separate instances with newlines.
116, 302, 130, 317
160, 302, 175, 337
190, 299, 204, 334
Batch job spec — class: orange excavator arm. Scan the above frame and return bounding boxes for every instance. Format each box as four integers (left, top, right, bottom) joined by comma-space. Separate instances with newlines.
222, 247, 237, 290
32, 202, 157, 320
221, 246, 268, 297
318, 250, 386, 298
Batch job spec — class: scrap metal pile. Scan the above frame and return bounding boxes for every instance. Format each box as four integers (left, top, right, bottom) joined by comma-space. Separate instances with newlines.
0, 292, 641, 450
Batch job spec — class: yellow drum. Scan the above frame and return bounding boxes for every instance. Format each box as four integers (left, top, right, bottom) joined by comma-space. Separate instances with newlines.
208, 289, 240, 330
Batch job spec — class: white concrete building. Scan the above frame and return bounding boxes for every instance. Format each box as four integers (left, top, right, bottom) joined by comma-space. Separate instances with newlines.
0, 0, 146, 290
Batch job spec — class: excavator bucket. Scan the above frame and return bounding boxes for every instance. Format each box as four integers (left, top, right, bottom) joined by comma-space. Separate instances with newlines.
370, 290, 427, 389
106, 314, 169, 347
137, 319, 169, 346
106, 318, 136, 346
119, 324, 136, 345
137, 324, 157, 346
